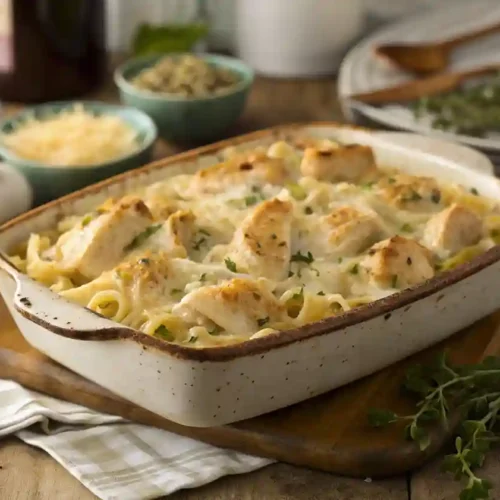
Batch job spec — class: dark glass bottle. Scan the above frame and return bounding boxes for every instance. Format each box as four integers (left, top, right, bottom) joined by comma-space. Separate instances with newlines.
0, 0, 107, 102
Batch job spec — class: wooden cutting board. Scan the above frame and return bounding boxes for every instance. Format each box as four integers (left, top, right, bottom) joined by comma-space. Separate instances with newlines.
1, 297, 500, 479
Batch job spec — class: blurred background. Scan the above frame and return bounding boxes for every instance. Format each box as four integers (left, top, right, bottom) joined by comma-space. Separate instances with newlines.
1, 0, 499, 216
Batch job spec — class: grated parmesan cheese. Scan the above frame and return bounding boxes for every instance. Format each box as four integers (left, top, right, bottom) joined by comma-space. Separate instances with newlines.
2, 104, 140, 167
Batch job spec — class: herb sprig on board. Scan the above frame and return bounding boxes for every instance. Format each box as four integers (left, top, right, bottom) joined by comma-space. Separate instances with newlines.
368, 352, 500, 500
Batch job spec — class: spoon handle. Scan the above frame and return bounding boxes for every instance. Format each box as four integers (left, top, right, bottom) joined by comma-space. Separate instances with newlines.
441, 21, 500, 50
348, 65, 500, 105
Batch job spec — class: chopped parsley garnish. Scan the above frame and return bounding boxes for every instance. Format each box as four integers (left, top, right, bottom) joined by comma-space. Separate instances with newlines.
192, 237, 207, 251
290, 250, 314, 264
171, 288, 183, 295
257, 317, 269, 328
292, 287, 304, 301
138, 258, 150, 265
317, 291, 325, 296
245, 186, 266, 204
431, 189, 441, 204
125, 224, 162, 251
154, 325, 174, 341
349, 264, 359, 275
470, 187, 479, 196
288, 270, 294, 278
491, 229, 500, 238
224, 258, 237, 272
199, 273, 207, 282
391, 275, 398, 288
401, 223, 413, 233
188, 335, 198, 343
278, 241, 287, 247
304, 206, 313, 215
407, 190, 422, 202
271, 233, 277, 240
244, 195, 259, 207
362, 182, 374, 190
199, 228, 211, 236
387, 177, 396, 184
338, 257, 343, 264
407, 257, 412, 266
81, 213, 95, 227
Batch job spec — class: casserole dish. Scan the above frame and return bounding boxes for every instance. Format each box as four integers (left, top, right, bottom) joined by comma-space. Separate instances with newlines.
0, 123, 499, 428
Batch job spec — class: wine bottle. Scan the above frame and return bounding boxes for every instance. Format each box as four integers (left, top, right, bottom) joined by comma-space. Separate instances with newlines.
0, 0, 107, 102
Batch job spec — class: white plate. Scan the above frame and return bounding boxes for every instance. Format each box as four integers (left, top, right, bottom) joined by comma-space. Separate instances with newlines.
338, 0, 500, 153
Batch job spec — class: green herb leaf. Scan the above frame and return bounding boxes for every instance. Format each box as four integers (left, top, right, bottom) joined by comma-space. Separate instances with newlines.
401, 223, 413, 233
132, 23, 209, 56
291, 251, 314, 264
125, 224, 162, 252
391, 275, 398, 288
292, 287, 304, 301
224, 258, 237, 273
431, 189, 442, 204
368, 350, 500, 500
192, 237, 207, 251
244, 195, 259, 207
154, 325, 174, 342
349, 264, 359, 275
257, 317, 269, 328
81, 213, 95, 227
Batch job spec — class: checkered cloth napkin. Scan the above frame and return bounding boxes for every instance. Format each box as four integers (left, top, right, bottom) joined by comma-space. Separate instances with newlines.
0, 379, 274, 500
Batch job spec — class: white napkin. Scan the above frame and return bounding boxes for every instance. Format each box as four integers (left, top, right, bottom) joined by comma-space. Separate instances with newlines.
0, 379, 274, 500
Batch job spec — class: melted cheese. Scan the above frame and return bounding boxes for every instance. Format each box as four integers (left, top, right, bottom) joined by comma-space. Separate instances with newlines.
11, 138, 496, 348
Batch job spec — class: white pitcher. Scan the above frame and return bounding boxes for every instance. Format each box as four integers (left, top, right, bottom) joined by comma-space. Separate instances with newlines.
235, 0, 364, 77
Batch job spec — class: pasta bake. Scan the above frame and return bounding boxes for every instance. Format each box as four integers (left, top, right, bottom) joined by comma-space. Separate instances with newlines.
10, 137, 500, 348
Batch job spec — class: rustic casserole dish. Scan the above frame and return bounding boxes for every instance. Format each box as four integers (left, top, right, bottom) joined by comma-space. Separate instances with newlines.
0, 123, 499, 427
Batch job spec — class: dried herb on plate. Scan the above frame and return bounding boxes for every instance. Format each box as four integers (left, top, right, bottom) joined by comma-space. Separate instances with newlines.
368, 352, 500, 500
412, 73, 500, 137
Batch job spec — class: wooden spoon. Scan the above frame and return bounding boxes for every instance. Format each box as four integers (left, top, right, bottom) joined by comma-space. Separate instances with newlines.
347, 65, 500, 106
376, 21, 500, 75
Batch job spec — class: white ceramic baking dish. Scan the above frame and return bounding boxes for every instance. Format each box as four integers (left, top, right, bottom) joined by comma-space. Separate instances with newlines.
1, 123, 500, 428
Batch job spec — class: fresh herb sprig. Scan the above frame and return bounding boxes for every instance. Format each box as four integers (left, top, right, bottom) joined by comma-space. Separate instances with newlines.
412, 73, 500, 138
368, 352, 500, 500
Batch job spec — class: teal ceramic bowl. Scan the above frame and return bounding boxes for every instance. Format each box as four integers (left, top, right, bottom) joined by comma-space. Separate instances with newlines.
0, 101, 157, 206
114, 53, 254, 143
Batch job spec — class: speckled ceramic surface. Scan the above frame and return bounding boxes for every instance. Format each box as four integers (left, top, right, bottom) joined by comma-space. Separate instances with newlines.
0, 124, 499, 427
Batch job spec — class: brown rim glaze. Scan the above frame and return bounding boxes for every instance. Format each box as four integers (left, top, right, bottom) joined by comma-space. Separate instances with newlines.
1, 122, 498, 362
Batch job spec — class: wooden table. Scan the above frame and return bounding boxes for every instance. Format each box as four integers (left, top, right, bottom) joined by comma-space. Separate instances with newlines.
1, 75, 500, 500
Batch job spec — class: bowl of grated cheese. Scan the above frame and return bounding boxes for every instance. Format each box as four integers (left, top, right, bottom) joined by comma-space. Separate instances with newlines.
0, 101, 157, 205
